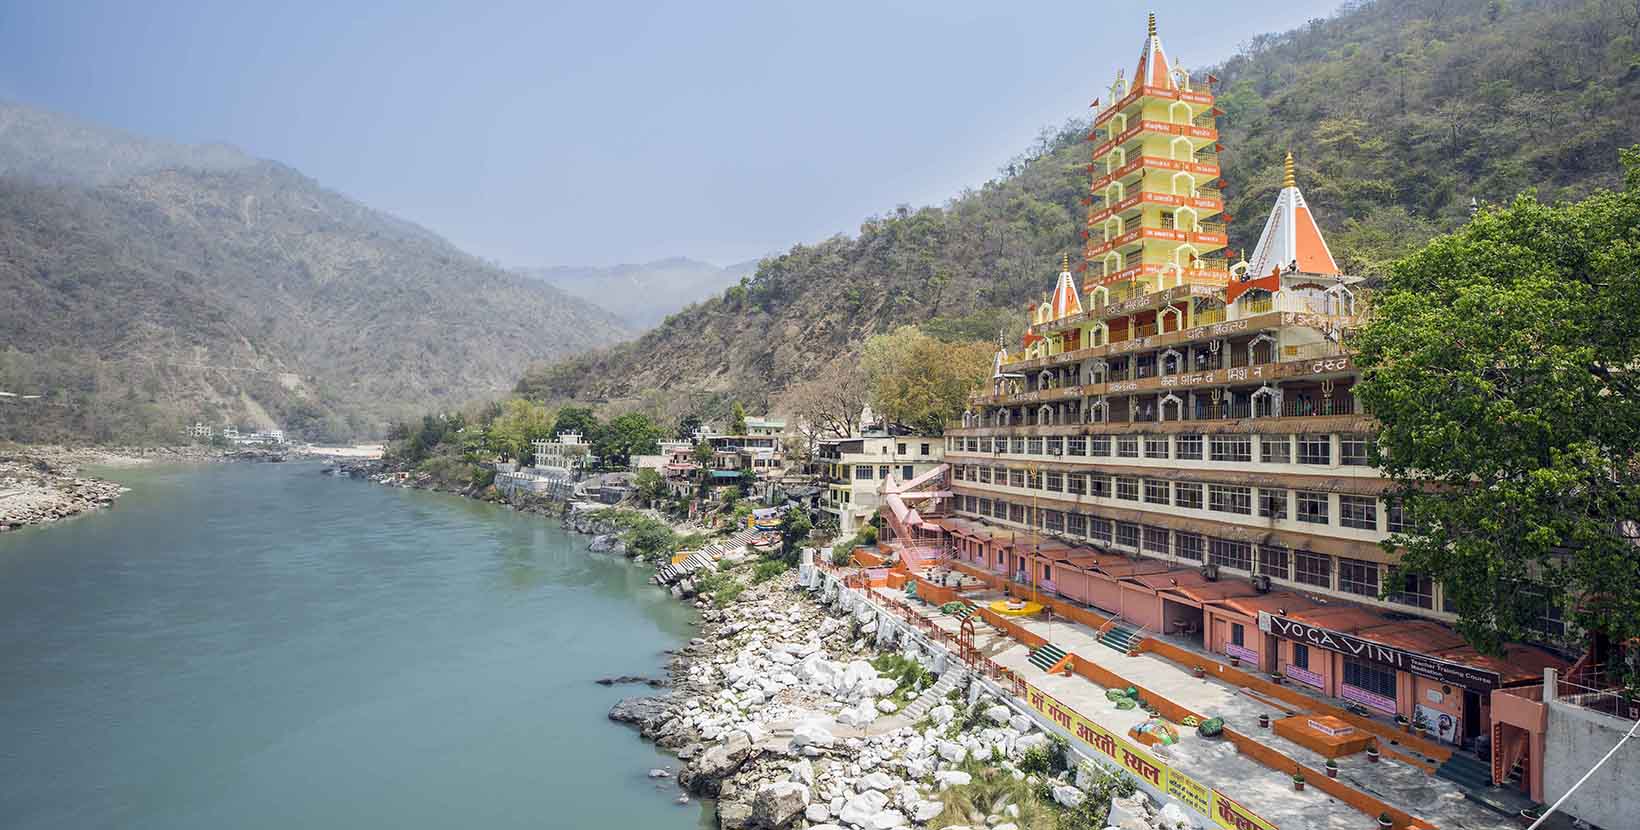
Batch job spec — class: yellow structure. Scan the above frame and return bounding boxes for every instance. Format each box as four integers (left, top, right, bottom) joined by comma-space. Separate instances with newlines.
988, 598, 1045, 617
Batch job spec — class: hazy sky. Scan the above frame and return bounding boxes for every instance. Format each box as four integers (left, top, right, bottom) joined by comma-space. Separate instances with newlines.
0, 0, 1342, 267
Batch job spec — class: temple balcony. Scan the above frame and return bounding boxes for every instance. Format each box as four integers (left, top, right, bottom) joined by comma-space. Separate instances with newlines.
973, 352, 1359, 409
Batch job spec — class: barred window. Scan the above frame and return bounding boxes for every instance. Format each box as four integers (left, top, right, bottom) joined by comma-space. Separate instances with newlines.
1117, 435, 1140, 458
1144, 435, 1168, 459
1343, 659, 1397, 700
1011, 436, 1026, 454
1010, 469, 1027, 489
1143, 526, 1171, 556
1208, 484, 1252, 515
1009, 503, 1026, 523
1340, 434, 1372, 466
1386, 499, 1411, 534
1338, 558, 1380, 597
1260, 435, 1292, 464
1116, 477, 1140, 501
1089, 475, 1112, 498
1211, 434, 1252, 462
1295, 550, 1332, 588
1258, 545, 1290, 580
1067, 436, 1087, 456
1046, 436, 1064, 456
1175, 532, 1203, 561
1116, 522, 1140, 549
1044, 510, 1065, 532
1175, 482, 1203, 510
1297, 435, 1331, 465
1259, 488, 1289, 520
1090, 436, 1112, 457
1089, 517, 1113, 545
1045, 472, 1064, 493
1296, 491, 1329, 524
977, 498, 993, 517
1066, 473, 1086, 496
1143, 479, 1170, 505
1340, 495, 1378, 530
1388, 571, 1433, 609
854, 465, 873, 480
978, 466, 991, 484
1176, 433, 1203, 460
992, 436, 1007, 453
1027, 437, 1044, 455
1209, 538, 1253, 571
1067, 513, 1087, 537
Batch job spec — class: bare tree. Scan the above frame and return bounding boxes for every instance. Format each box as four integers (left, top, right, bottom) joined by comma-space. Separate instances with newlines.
779, 357, 869, 451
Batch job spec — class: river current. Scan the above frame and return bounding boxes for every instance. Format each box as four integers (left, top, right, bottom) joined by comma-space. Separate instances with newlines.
0, 461, 708, 829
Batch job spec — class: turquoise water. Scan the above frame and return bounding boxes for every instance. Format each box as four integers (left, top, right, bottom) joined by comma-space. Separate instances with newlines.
0, 462, 709, 829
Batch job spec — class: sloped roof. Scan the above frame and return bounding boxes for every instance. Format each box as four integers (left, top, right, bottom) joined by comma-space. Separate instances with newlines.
1245, 152, 1340, 277
1048, 254, 1083, 320
1133, 13, 1174, 90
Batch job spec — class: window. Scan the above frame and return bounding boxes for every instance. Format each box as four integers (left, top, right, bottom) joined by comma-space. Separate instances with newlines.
1343, 659, 1397, 700
854, 465, 873, 480
1045, 472, 1064, 493
1338, 558, 1381, 597
1176, 433, 1203, 460
1010, 469, 1027, 489
978, 466, 992, 484
1292, 643, 1310, 670
1175, 482, 1203, 510
1089, 517, 1113, 545
977, 498, 992, 517
1211, 434, 1252, 462
1116, 522, 1140, 550
1090, 436, 1111, 457
1009, 503, 1026, 523
1066, 474, 1086, 496
1117, 436, 1139, 458
1067, 437, 1087, 456
1231, 623, 1245, 647
1298, 435, 1331, 465
1260, 435, 1292, 464
1046, 436, 1063, 456
1089, 475, 1112, 498
1386, 500, 1411, 534
1143, 526, 1170, 556
1011, 437, 1026, 454
920, 443, 931, 456
878, 465, 890, 479
1258, 545, 1290, 580
1175, 532, 1203, 561
901, 465, 915, 480
1116, 478, 1140, 501
1208, 484, 1252, 515
1067, 513, 1087, 537
1340, 496, 1378, 530
1388, 571, 1434, 609
1044, 510, 1065, 532
1259, 488, 1289, 520
1209, 538, 1253, 571
897, 443, 907, 455
1143, 479, 1170, 505
1296, 491, 1329, 524
1340, 434, 1371, 466
1295, 550, 1332, 588
1145, 435, 1168, 459
1028, 437, 1043, 455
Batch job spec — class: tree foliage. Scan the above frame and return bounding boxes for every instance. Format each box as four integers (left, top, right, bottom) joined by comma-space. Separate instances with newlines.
1354, 146, 1640, 654
861, 326, 992, 435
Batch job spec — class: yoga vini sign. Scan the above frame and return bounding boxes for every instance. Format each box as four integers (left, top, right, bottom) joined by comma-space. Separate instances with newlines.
1258, 612, 1500, 691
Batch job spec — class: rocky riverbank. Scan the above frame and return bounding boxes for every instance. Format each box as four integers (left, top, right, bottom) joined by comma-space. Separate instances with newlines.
605, 564, 1190, 830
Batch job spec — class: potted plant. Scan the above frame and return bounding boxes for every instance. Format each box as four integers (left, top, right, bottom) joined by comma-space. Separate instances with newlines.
1378, 812, 1394, 829
1394, 714, 1410, 733
1325, 759, 1338, 779
1519, 805, 1544, 825
1193, 665, 1206, 679
1196, 717, 1225, 739
1292, 771, 1306, 792
1230, 655, 1241, 667
1270, 672, 1285, 685
1366, 742, 1380, 763
1411, 710, 1431, 739
1258, 713, 1271, 729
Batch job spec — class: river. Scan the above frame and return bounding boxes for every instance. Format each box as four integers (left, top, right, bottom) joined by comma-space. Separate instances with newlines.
0, 461, 710, 829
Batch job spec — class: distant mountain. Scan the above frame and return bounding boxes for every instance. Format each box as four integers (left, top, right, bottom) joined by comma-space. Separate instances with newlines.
0, 101, 631, 444
517, 0, 1640, 415
516, 257, 760, 329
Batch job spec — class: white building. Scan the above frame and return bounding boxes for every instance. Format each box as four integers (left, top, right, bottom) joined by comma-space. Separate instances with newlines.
815, 433, 943, 537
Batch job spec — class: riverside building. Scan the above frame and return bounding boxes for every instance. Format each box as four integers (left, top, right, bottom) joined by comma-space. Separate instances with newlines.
931, 15, 1581, 800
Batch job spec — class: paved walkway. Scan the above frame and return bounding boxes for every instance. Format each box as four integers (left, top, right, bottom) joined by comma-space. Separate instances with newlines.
876, 586, 1519, 830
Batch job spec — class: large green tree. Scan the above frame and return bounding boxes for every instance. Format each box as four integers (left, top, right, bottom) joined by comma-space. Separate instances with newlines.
861, 326, 992, 436
1354, 148, 1640, 655
595, 412, 665, 468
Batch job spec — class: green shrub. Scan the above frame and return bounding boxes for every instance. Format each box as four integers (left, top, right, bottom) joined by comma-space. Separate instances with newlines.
752, 559, 789, 583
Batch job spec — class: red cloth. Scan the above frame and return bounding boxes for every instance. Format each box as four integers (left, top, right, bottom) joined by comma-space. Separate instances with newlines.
1227, 266, 1281, 304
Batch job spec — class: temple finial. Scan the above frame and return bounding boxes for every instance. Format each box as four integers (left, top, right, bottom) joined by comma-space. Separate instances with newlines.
1283, 151, 1296, 189
1061, 253, 1070, 273
1147, 12, 1156, 38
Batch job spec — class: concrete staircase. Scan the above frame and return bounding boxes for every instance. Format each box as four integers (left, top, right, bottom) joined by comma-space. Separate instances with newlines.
903, 669, 969, 721
1098, 622, 1143, 654
1028, 642, 1070, 672
1436, 753, 1534, 818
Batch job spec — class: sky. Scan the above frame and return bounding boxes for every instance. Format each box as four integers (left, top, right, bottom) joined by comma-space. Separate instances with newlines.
0, 0, 1343, 267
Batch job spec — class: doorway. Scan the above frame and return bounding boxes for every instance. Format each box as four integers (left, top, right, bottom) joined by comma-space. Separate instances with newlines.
1463, 689, 1482, 747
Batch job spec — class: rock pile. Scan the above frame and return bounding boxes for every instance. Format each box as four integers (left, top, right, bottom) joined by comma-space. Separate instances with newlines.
0, 457, 128, 531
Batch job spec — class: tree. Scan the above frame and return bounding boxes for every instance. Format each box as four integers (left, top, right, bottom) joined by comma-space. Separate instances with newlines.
1353, 147, 1640, 656
860, 326, 992, 435
486, 398, 553, 461
595, 412, 664, 468
780, 357, 870, 444
778, 508, 812, 565
634, 468, 666, 506
676, 413, 702, 441
730, 401, 748, 435
552, 406, 599, 440
692, 441, 714, 466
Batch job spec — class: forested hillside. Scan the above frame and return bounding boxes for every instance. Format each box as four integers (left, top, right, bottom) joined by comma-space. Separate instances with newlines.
517, 257, 761, 329
518, 0, 1640, 421
0, 103, 630, 444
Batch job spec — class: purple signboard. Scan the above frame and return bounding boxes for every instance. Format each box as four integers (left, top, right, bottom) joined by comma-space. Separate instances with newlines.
1226, 643, 1259, 663
1341, 684, 1397, 715
1285, 665, 1325, 689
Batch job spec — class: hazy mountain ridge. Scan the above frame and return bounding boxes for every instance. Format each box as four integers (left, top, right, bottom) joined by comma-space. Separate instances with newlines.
0, 102, 631, 443
517, 0, 1640, 418
516, 256, 761, 329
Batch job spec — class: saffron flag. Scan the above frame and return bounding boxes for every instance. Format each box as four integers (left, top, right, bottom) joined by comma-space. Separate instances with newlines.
1227, 266, 1281, 305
